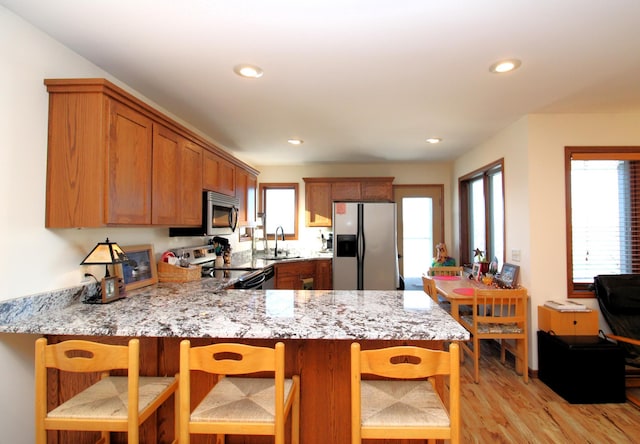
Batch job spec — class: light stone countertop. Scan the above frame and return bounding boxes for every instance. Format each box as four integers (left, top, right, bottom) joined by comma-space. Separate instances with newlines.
0, 278, 469, 341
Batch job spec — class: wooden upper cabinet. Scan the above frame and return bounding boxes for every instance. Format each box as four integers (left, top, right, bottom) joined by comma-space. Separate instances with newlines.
237, 168, 257, 227
202, 150, 237, 196
303, 177, 394, 227
45, 88, 153, 227
153, 124, 203, 226
46, 89, 105, 227
45, 78, 258, 228
331, 181, 361, 201
361, 180, 393, 201
305, 182, 332, 227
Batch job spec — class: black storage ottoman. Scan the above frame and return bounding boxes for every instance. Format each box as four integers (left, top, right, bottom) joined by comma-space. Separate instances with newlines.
537, 330, 625, 403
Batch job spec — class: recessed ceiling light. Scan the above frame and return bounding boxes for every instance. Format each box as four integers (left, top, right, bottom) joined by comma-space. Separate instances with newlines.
426, 138, 442, 144
489, 59, 522, 73
233, 64, 264, 79
288, 138, 304, 145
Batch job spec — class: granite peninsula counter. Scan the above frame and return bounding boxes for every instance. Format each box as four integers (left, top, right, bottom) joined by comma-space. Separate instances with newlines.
0, 280, 469, 340
0, 283, 468, 444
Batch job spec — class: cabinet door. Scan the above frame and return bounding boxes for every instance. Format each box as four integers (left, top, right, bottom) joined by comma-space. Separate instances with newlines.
361, 180, 393, 201
46, 91, 106, 227
275, 261, 316, 289
218, 157, 237, 196
202, 150, 237, 196
315, 259, 333, 290
179, 141, 203, 226
152, 125, 180, 225
331, 181, 361, 201
306, 182, 332, 227
202, 149, 219, 192
237, 168, 257, 227
152, 126, 202, 226
106, 100, 153, 225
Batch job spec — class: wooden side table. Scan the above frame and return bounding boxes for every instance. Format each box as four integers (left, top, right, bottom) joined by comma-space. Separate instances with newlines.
538, 305, 598, 335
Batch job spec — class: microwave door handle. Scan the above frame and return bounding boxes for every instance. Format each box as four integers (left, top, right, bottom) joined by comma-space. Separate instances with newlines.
230, 206, 239, 232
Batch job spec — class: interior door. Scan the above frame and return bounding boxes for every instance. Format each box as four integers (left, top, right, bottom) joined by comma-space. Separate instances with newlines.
394, 185, 444, 290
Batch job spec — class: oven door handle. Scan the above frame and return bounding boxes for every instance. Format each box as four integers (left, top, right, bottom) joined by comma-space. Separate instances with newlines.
239, 272, 266, 289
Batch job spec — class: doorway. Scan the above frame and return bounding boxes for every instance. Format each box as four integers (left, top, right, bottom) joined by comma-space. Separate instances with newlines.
394, 185, 444, 290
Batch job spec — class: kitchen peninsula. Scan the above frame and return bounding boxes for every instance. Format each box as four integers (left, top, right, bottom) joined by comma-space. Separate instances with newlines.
0, 282, 468, 443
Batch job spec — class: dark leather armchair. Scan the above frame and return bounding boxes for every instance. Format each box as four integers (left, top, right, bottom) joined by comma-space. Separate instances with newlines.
593, 274, 640, 406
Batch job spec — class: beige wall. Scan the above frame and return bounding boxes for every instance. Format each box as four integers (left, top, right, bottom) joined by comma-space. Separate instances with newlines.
453, 113, 640, 370
527, 113, 640, 340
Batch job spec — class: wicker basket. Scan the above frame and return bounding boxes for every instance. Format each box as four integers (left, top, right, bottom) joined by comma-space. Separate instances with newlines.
157, 261, 201, 283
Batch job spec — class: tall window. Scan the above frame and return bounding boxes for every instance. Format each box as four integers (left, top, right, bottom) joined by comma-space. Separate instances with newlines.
259, 183, 299, 239
565, 147, 640, 297
459, 160, 504, 267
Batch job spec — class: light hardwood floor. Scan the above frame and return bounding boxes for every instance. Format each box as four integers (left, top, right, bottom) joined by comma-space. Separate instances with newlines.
457, 342, 640, 443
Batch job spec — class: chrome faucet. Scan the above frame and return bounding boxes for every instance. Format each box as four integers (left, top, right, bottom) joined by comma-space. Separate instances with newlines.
274, 226, 285, 257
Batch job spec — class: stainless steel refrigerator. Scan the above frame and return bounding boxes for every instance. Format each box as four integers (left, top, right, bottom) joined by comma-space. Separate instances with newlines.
332, 201, 399, 290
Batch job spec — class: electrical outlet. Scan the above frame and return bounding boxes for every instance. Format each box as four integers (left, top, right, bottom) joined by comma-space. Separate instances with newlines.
512, 249, 521, 262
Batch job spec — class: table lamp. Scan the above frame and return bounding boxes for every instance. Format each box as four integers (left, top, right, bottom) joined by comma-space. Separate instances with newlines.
80, 238, 129, 303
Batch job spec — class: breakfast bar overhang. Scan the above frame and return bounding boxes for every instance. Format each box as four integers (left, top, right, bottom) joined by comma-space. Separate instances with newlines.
0, 282, 469, 443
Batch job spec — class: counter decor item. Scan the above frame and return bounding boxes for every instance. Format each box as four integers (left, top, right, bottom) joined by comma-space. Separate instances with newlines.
473, 248, 490, 274
495, 263, 520, 288
114, 244, 158, 290
80, 237, 129, 303
157, 261, 201, 283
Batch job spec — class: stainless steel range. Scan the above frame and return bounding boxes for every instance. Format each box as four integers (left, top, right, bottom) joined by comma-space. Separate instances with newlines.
170, 244, 274, 289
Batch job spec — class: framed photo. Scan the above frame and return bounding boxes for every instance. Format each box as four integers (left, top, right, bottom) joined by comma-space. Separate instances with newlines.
115, 244, 158, 291
497, 263, 520, 288
100, 276, 123, 303
472, 263, 482, 281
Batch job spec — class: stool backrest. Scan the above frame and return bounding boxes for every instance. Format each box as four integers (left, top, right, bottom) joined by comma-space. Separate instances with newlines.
428, 266, 463, 277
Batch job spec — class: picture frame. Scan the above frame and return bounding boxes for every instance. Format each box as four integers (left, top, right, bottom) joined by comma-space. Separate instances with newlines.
497, 262, 520, 288
115, 244, 158, 291
100, 275, 123, 303
472, 263, 482, 281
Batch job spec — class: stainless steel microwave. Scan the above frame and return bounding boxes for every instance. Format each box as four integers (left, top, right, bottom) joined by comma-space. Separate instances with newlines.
170, 191, 239, 237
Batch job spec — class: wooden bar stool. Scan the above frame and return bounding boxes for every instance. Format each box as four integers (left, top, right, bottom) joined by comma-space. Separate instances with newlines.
350, 342, 460, 443
35, 338, 178, 444
178, 340, 300, 444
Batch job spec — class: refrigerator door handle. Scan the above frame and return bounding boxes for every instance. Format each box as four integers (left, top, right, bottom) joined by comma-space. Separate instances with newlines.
357, 203, 365, 290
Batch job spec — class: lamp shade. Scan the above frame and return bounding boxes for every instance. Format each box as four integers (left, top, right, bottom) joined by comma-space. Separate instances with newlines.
80, 238, 129, 277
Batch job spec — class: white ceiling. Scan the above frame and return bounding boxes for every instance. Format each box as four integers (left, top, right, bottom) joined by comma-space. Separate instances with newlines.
4, 0, 640, 166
